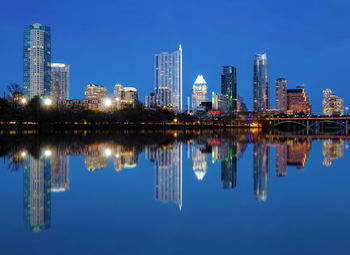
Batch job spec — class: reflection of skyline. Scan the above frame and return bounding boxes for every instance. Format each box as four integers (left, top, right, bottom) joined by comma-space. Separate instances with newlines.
146, 143, 182, 210
323, 139, 344, 167
23, 153, 51, 232
6, 133, 347, 228
191, 145, 208, 181
253, 143, 269, 202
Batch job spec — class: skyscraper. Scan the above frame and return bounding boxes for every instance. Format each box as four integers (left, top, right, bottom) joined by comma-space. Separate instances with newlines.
253, 54, 269, 112
221, 66, 237, 112
276, 78, 287, 111
287, 85, 312, 115
154, 45, 182, 111
50, 63, 70, 101
323, 89, 344, 116
192, 75, 208, 110
84, 84, 107, 100
23, 23, 51, 99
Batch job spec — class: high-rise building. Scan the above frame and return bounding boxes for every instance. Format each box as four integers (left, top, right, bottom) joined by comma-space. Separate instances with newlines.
192, 75, 208, 110
84, 84, 107, 100
50, 63, 70, 101
156, 87, 172, 108
323, 89, 344, 116
253, 54, 269, 112
287, 85, 312, 114
154, 45, 182, 111
120, 87, 138, 109
23, 23, 51, 99
23, 152, 51, 231
212, 92, 229, 113
221, 66, 237, 112
276, 78, 287, 111
114, 83, 123, 99
253, 143, 269, 202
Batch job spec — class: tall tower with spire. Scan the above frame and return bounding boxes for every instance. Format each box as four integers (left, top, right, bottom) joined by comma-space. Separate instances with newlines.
154, 45, 183, 111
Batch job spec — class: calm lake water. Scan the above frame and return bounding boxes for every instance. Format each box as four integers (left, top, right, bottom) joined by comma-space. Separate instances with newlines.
0, 130, 349, 255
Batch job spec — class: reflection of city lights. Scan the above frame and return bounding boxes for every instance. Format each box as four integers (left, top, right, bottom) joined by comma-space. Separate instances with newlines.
44, 150, 52, 157
21, 151, 26, 157
104, 98, 112, 107
173, 118, 178, 123
44, 98, 52, 106
346, 145, 349, 149
104, 149, 112, 156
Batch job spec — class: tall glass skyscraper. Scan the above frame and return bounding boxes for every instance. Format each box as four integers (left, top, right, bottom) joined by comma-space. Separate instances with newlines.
253, 54, 269, 112
154, 45, 182, 111
221, 66, 237, 112
23, 23, 51, 99
50, 63, 70, 101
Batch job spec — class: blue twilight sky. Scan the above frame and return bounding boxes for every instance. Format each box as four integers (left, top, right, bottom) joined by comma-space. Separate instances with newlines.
0, 0, 350, 113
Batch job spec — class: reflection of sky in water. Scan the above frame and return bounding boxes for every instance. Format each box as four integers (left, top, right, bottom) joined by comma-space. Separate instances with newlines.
0, 133, 349, 255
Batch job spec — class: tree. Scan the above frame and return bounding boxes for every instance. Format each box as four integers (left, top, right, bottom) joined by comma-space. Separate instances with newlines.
7, 83, 23, 102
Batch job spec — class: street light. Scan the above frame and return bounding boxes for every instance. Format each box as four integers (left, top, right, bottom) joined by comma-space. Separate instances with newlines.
104, 98, 112, 107
21, 98, 27, 105
43, 98, 52, 106
44, 150, 52, 157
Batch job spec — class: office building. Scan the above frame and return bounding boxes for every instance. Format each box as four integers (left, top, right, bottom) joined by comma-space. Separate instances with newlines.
120, 87, 138, 109
114, 83, 123, 99
253, 54, 269, 112
287, 85, 312, 114
276, 78, 287, 111
50, 63, 70, 101
23, 23, 51, 99
192, 75, 208, 110
154, 45, 182, 111
221, 66, 237, 112
323, 89, 344, 116
212, 92, 229, 113
84, 84, 107, 100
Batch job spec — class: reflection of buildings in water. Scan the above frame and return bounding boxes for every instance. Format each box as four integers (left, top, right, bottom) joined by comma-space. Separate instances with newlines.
211, 140, 229, 163
253, 143, 269, 202
84, 144, 108, 171
323, 139, 344, 167
113, 146, 138, 171
221, 142, 237, 189
146, 143, 182, 209
236, 142, 247, 160
287, 140, 311, 170
23, 152, 51, 232
85, 156, 108, 171
276, 143, 287, 177
51, 153, 69, 192
191, 145, 208, 181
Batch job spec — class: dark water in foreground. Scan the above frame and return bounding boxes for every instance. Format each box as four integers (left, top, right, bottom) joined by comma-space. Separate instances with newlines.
0, 130, 349, 255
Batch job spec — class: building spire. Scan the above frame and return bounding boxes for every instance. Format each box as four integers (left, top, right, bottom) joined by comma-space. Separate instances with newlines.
179, 44, 182, 51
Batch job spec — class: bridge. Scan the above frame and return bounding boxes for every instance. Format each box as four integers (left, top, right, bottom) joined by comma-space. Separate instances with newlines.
262, 116, 350, 135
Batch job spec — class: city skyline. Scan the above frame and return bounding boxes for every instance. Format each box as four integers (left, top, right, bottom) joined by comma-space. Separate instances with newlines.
1, 0, 349, 114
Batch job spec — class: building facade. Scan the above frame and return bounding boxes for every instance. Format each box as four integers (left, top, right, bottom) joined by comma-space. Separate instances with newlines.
154, 45, 182, 111
323, 89, 344, 116
287, 85, 312, 115
253, 54, 269, 112
192, 75, 208, 110
50, 63, 70, 101
276, 78, 287, 111
212, 92, 229, 113
120, 87, 138, 109
221, 66, 237, 112
84, 84, 107, 100
114, 83, 123, 99
23, 23, 51, 99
